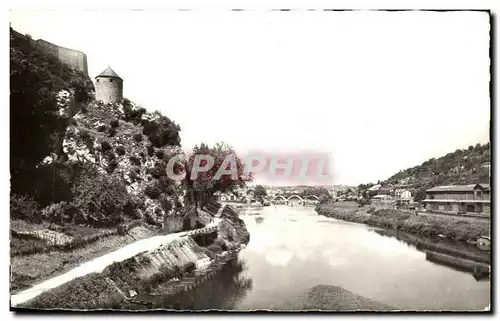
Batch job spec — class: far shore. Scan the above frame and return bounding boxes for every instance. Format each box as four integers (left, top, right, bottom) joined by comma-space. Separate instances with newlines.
315, 202, 490, 258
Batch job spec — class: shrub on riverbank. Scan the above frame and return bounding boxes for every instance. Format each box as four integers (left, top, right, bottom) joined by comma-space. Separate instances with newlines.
315, 204, 489, 242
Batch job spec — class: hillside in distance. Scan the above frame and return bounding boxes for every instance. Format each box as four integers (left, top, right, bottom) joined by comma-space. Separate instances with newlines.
359, 142, 490, 201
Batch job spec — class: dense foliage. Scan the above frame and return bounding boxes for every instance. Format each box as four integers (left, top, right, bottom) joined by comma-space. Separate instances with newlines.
299, 186, 332, 200
253, 185, 267, 202
10, 28, 94, 209
142, 112, 181, 147
185, 142, 249, 207
70, 165, 132, 226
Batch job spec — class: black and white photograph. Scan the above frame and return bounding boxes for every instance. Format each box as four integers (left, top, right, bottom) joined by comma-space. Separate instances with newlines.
8, 6, 492, 312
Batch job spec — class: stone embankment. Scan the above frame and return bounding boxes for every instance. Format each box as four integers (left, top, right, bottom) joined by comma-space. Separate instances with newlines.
13, 204, 250, 309
124, 247, 242, 308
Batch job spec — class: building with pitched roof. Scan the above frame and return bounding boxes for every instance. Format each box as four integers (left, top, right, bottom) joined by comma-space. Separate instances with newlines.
371, 194, 394, 205
422, 184, 490, 214
95, 66, 123, 104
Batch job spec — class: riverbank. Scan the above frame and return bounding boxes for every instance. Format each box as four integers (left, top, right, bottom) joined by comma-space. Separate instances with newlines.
13, 204, 250, 309
315, 203, 490, 243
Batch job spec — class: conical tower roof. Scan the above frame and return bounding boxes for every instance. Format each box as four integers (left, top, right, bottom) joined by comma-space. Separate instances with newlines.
96, 66, 122, 80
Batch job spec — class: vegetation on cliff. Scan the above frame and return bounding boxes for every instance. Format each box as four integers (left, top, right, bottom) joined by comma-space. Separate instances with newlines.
10, 26, 185, 227
10, 27, 251, 299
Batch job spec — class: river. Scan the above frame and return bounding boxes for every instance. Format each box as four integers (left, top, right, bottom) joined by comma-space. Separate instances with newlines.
157, 205, 490, 311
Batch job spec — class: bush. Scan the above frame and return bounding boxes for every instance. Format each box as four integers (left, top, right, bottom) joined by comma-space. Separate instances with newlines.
160, 194, 173, 213
144, 182, 162, 199
71, 164, 131, 226
133, 133, 143, 142
97, 124, 107, 132
147, 145, 154, 157
101, 141, 112, 152
155, 149, 165, 159
110, 119, 119, 128
105, 151, 116, 162
129, 156, 141, 166
123, 200, 142, 219
10, 162, 74, 207
11, 194, 39, 220
122, 101, 147, 125
107, 127, 117, 137
149, 166, 162, 179
129, 167, 141, 181
41, 201, 74, 224
142, 113, 181, 147
78, 129, 91, 141
115, 146, 126, 156
107, 159, 118, 173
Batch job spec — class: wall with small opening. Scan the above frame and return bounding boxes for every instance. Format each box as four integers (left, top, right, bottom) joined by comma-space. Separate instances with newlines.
95, 76, 123, 104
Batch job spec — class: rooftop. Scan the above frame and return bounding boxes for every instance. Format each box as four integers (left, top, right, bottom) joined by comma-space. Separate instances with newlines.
426, 184, 490, 193
372, 194, 392, 199
96, 66, 122, 80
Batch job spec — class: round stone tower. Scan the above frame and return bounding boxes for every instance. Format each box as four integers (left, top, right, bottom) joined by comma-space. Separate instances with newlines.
95, 66, 123, 104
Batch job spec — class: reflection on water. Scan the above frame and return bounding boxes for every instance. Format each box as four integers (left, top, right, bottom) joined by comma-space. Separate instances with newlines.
372, 228, 491, 281
156, 259, 253, 310
149, 205, 490, 311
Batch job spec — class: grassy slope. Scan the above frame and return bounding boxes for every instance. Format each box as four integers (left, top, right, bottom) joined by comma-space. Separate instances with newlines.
10, 224, 160, 293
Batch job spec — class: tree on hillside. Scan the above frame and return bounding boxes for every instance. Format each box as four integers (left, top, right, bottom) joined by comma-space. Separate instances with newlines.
254, 185, 267, 203
185, 142, 249, 208
413, 189, 427, 202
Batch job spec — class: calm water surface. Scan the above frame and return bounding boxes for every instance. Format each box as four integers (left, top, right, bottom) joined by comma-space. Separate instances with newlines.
162, 205, 490, 311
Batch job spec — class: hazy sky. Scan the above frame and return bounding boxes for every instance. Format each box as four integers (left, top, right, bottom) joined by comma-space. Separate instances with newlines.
9, 10, 490, 186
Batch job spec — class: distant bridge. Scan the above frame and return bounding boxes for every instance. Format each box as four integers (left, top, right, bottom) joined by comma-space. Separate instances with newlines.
270, 194, 320, 204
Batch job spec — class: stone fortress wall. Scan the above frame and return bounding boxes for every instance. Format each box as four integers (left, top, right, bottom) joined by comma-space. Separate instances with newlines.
11, 27, 88, 75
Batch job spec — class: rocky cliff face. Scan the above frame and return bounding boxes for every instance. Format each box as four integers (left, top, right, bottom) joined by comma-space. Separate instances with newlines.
41, 96, 185, 226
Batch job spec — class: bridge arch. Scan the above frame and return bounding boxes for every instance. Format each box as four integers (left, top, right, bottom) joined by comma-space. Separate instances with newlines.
287, 195, 304, 202
304, 195, 320, 201
270, 195, 287, 202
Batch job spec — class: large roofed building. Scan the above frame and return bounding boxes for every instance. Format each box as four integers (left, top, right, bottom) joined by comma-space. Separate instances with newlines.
422, 184, 490, 214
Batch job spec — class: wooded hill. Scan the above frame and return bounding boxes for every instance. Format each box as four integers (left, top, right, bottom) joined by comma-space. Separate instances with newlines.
359, 142, 490, 201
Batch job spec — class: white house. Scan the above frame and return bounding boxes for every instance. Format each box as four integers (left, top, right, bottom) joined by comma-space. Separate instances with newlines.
395, 189, 412, 200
